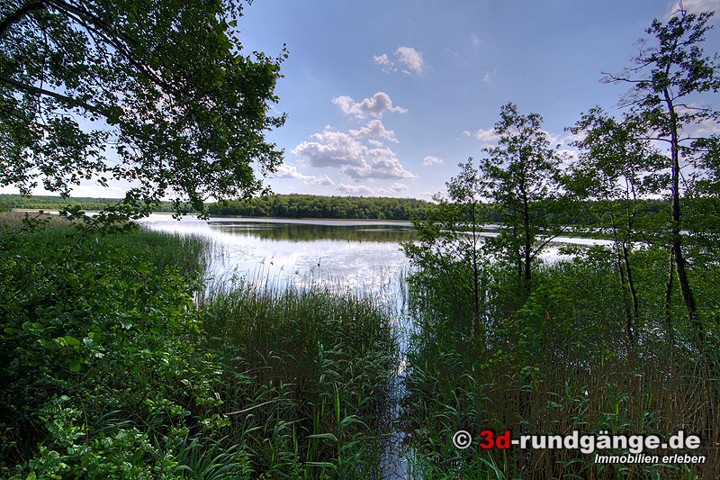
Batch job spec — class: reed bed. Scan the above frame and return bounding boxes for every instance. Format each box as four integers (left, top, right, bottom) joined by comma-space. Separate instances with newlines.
196, 283, 400, 478
401, 253, 720, 479
0, 216, 401, 478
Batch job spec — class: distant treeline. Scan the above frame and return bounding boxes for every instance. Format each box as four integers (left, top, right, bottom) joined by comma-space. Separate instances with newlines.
3, 193, 706, 228
207, 194, 433, 220
0, 194, 177, 213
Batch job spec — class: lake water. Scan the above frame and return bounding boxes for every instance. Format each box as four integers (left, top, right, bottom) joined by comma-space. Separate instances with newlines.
138, 214, 614, 294
138, 214, 417, 297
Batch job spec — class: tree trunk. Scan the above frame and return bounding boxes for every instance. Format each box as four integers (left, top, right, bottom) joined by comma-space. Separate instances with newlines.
664, 88, 704, 351
471, 203, 480, 339
608, 208, 634, 345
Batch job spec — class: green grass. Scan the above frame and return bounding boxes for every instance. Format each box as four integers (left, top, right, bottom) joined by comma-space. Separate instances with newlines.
400, 251, 720, 478
197, 283, 400, 478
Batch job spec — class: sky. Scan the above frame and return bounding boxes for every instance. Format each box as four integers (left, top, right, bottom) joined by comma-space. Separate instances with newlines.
229, 0, 720, 201
4, 0, 720, 201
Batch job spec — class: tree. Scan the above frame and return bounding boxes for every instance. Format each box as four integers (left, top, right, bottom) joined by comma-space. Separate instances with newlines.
403, 158, 489, 340
568, 107, 666, 345
479, 102, 568, 292
0, 0, 286, 220
603, 12, 720, 349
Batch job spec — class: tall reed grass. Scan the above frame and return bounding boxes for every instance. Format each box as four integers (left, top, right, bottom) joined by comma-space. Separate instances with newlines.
401, 251, 720, 478
196, 282, 400, 478
1, 214, 400, 478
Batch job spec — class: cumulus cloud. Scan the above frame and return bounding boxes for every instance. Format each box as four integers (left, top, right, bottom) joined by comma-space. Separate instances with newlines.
666, 0, 719, 17
336, 184, 376, 196
349, 119, 399, 143
396, 46, 424, 74
464, 126, 564, 147
373, 53, 391, 66
343, 154, 416, 181
293, 128, 416, 182
464, 127, 501, 144
336, 182, 409, 197
274, 164, 335, 186
333, 92, 407, 119
373, 46, 424, 74
676, 105, 720, 137
423, 155, 444, 166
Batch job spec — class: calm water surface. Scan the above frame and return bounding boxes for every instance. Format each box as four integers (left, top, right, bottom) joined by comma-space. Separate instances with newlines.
138, 214, 417, 295
138, 214, 615, 293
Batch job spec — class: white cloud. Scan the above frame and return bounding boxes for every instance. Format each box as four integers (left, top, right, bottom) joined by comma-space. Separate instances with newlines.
676, 105, 720, 137
666, 0, 719, 18
336, 184, 375, 195
373, 53, 391, 66
557, 149, 580, 169
336, 182, 410, 197
465, 127, 501, 144
274, 164, 335, 186
389, 182, 409, 193
471, 34, 482, 48
396, 46, 424, 74
373, 46, 424, 75
293, 130, 367, 168
332, 92, 407, 119
465, 126, 564, 147
293, 128, 416, 182
543, 130, 565, 147
423, 155, 444, 166
349, 119, 399, 143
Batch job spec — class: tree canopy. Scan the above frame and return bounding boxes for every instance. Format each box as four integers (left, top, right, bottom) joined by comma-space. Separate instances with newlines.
0, 0, 286, 220
603, 11, 720, 348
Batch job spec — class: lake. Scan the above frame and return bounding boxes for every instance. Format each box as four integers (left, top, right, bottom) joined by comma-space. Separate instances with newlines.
138, 214, 614, 295
138, 215, 418, 298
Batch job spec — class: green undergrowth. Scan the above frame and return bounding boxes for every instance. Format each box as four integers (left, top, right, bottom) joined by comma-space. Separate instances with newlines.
0, 215, 399, 479
402, 249, 720, 479
198, 284, 399, 478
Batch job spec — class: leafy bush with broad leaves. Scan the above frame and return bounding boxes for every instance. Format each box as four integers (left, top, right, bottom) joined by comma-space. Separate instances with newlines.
0, 220, 227, 478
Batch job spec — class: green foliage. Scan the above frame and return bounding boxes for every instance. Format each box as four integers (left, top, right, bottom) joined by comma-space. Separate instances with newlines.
198, 283, 399, 478
403, 158, 491, 339
402, 250, 720, 478
0, 0, 286, 220
0, 218, 218, 478
0, 215, 399, 478
401, 14, 720, 477
604, 11, 720, 346
0, 194, 182, 214
208, 193, 432, 221
479, 102, 572, 291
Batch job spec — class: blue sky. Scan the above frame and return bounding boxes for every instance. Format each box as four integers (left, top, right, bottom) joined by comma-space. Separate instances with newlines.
234, 0, 720, 200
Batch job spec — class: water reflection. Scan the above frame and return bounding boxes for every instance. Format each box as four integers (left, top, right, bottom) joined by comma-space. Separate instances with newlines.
138, 215, 415, 295
210, 220, 417, 243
